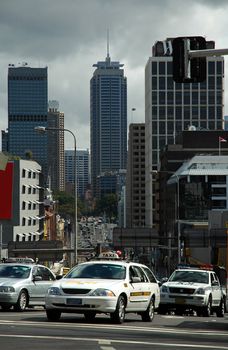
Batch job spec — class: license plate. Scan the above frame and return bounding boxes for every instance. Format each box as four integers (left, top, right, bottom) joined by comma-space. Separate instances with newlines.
175, 298, 185, 304
67, 298, 82, 305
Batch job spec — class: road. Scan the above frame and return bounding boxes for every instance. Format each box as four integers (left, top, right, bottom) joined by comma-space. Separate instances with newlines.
0, 309, 228, 349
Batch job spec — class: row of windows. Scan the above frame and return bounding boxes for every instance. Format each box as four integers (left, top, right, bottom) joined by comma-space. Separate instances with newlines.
22, 185, 38, 195
152, 91, 222, 105
152, 76, 222, 91
22, 217, 37, 226
151, 106, 222, 119
151, 60, 223, 76
152, 121, 221, 134
22, 169, 39, 178
22, 201, 37, 210
9, 115, 47, 121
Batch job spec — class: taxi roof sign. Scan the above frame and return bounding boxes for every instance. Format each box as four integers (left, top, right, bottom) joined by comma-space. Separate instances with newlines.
98, 251, 120, 259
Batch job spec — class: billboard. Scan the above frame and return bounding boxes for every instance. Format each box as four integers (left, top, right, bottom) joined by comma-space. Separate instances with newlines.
0, 162, 14, 220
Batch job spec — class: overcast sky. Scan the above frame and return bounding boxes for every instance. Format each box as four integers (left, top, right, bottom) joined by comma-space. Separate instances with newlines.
1, 0, 228, 150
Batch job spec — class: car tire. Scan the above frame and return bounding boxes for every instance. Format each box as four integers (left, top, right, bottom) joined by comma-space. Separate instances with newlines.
110, 295, 126, 324
84, 311, 96, 322
141, 298, 155, 322
202, 296, 212, 317
216, 299, 225, 318
14, 290, 28, 312
46, 309, 61, 321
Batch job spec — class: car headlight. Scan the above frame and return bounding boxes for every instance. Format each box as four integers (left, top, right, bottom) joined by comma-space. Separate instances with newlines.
89, 288, 116, 297
0, 286, 15, 293
195, 288, 205, 295
161, 285, 168, 293
47, 287, 61, 295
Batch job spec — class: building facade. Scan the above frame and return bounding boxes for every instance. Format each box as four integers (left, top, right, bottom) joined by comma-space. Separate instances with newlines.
6, 64, 48, 178
65, 149, 89, 199
1, 159, 43, 252
90, 52, 127, 198
47, 100, 65, 192
126, 123, 146, 228
145, 38, 224, 227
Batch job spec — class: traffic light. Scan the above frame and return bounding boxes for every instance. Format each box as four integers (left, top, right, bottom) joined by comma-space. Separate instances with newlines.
172, 36, 206, 83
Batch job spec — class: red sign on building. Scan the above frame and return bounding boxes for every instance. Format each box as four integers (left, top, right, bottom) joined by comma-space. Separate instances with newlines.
0, 162, 14, 220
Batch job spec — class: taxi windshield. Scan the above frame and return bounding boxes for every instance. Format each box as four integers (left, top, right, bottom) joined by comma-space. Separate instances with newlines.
66, 263, 126, 280
0, 265, 31, 279
169, 270, 209, 284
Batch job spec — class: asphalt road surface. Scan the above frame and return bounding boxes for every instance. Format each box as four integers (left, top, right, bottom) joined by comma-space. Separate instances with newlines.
0, 309, 228, 349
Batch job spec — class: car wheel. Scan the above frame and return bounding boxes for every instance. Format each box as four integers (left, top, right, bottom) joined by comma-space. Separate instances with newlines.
110, 295, 126, 324
84, 311, 96, 322
141, 298, 155, 322
14, 290, 28, 312
202, 297, 212, 317
46, 309, 61, 321
216, 299, 225, 318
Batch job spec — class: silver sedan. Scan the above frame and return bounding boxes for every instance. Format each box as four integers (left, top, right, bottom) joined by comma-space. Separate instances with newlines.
0, 263, 56, 311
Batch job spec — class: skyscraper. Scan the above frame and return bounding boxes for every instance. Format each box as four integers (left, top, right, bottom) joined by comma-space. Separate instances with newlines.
90, 50, 127, 198
7, 64, 48, 178
145, 38, 224, 227
65, 149, 89, 199
47, 100, 65, 192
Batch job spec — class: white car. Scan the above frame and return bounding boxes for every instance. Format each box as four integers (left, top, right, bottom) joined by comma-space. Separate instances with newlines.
159, 267, 225, 317
45, 260, 160, 323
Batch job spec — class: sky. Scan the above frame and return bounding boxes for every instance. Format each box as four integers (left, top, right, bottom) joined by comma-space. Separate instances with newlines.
1, 0, 228, 150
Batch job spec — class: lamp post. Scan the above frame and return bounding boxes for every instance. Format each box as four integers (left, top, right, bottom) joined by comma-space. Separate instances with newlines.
35, 126, 78, 265
152, 170, 181, 265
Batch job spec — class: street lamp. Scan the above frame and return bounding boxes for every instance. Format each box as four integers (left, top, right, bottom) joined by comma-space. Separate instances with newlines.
152, 170, 181, 264
34, 126, 78, 265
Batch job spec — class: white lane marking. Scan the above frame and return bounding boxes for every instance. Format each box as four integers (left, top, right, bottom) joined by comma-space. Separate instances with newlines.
0, 334, 227, 349
0, 319, 227, 338
98, 340, 116, 350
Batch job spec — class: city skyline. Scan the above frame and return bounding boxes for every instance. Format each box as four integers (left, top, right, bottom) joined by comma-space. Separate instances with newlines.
1, 0, 228, 151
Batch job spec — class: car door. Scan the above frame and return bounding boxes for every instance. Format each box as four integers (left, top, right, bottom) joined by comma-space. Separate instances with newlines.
29, 266, 55, 305
127, 265, 150, 311
211, 272, 222, 307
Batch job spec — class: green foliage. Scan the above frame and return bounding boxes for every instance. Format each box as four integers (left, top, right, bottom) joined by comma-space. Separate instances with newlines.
95, 193, 118, 222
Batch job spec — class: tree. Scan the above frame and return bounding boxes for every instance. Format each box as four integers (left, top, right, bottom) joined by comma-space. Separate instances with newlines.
95, 193, 118, 222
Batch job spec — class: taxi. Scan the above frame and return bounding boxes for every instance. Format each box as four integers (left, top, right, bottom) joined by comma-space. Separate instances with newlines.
45, 255, 160, 323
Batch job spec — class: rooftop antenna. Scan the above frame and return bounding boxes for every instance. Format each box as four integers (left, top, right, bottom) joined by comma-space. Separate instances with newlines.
106, 29, 111, 64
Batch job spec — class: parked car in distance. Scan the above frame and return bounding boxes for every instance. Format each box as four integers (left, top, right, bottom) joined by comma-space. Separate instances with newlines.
158, 264, 225, 317
0, 260, 56, 311
45, 258, 160, 323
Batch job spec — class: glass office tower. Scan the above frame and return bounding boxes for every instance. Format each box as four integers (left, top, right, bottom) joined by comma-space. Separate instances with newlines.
8, 65, 48, 178
145, 39, 224, 227
90, 53, 127, 198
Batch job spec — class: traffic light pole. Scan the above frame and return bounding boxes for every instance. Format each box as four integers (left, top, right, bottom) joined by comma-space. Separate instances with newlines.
189, 48, 228, 59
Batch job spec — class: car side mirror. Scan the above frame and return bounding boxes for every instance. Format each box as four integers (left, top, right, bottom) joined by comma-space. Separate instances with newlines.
131, 276, 141, 283
56, 275, 63, 280
161, 277, 168, 284
212, 280, 219, 286
33, 275, 42, 282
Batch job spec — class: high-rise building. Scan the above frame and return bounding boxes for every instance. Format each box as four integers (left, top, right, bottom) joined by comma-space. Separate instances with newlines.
47, 101, 65, 192
90, 50, 127, 198
126, 123, 146, 228
65, 149, 89, 199
7, 64, 48, 178
145, 38, 224, 227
